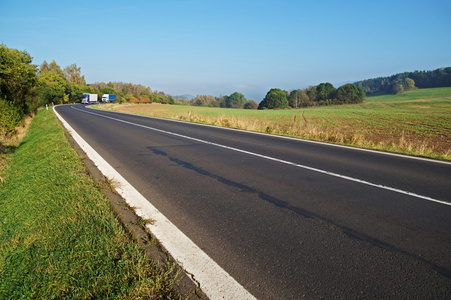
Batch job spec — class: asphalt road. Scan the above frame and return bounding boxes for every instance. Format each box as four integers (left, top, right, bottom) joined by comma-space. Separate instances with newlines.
55, 104, 451, 299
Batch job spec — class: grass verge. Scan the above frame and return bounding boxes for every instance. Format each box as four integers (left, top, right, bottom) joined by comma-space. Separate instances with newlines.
0, 109, 180, 299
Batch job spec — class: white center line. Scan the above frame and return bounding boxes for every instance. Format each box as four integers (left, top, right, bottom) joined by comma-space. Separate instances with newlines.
73, 105, 450, 206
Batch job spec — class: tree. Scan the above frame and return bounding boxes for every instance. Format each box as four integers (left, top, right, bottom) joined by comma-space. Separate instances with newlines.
0, 44, 38, 116
38, 70, 68, 105
315, 82, 336, 101
100, 87, 116, 95
39, 60, 50, 73
402, 78, 416, 91
63, 63, 86, 85
224, 92, 246, 108
167, 95, 176, 105
191, 95, 218, 107
390, 82, 404, 94
288, 89, 309, 108
48, 60, 64, 77
389, 78, 416, 94
336, 84, 366, 104
36, 60, 91, 104
68, 82, 88, 103
306, 86, 317, 102
258, 88, 289, 109
244, 100, 258, 109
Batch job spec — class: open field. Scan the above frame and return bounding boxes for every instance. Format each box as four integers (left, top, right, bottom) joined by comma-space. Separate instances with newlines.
97, 87, 451, 160
0, 109, 180, 299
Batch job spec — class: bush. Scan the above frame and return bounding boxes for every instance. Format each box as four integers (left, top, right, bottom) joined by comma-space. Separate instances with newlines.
0, 99, 24, 136
244, 100, 259, 109
258, 88, 289, 109
0, 44, 38, 116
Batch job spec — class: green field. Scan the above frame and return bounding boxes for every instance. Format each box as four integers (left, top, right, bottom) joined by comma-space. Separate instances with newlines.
98, 87, 451, 160
0, 109, 180, 299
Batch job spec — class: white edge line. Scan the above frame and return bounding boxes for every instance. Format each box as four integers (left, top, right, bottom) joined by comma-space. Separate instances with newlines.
53, 106, 257, 300
78, 106, 451, 207
89, 105, 451, 166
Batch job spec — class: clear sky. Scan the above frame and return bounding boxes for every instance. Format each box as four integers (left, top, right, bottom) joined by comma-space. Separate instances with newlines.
1, 0, 450, 101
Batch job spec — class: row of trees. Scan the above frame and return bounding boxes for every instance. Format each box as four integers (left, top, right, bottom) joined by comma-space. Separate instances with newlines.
0, 43, 367, 136
189, 83, 366, 110
0, 44, 171, 135
88, 82, 179, 105
1, 44, 188, 135
38, 60, 88, 106
39, 64, 176, 105
354, 67, 451, 94
4, 43, 446, 135
186, 93, 259, 109
258, 83, 366, 109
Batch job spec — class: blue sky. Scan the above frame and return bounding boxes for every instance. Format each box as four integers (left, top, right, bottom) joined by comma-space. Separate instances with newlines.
1, 0, 450, 101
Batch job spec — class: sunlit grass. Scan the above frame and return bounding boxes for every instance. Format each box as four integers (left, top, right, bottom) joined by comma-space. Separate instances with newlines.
0, 109, 180, 299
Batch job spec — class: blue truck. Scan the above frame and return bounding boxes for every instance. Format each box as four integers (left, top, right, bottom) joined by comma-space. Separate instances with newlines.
81, 93, 98, 104
101, 94, 117, 103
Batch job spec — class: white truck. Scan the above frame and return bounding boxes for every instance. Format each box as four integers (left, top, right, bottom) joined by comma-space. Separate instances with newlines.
81, 93, 98, 104
101, 94, 117, 103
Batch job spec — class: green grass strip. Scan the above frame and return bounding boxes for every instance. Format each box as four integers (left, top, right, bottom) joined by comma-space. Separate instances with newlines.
0, 109, 179, 299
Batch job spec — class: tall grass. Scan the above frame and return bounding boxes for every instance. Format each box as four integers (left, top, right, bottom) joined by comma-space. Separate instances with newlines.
0, 109, 179, 299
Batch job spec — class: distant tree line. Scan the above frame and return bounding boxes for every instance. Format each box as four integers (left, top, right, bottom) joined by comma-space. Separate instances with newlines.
354, 67, 451, 95
186, 92, 259, 109
188, 83, 366, 110
257, 83, 366, 109
1, 43, 448, 135
88, 82, 178, 105
38, 60, 180, 106
0, 44, 181, 135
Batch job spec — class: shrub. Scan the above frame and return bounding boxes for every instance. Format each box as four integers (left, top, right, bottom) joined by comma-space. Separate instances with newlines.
0, 99, 24, 136
258, 88, 289, 109
244, 100, 259, 109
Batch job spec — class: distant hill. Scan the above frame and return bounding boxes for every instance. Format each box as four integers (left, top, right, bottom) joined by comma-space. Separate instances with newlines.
354, 67, 451, 95
172, 94, 195, 100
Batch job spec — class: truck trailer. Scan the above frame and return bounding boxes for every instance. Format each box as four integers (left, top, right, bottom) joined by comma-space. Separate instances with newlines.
81, 93, 98, 104
101, 94, 117, 103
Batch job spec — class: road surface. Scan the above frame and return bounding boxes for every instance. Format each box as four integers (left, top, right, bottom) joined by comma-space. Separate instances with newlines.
55, 104, 451, 299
